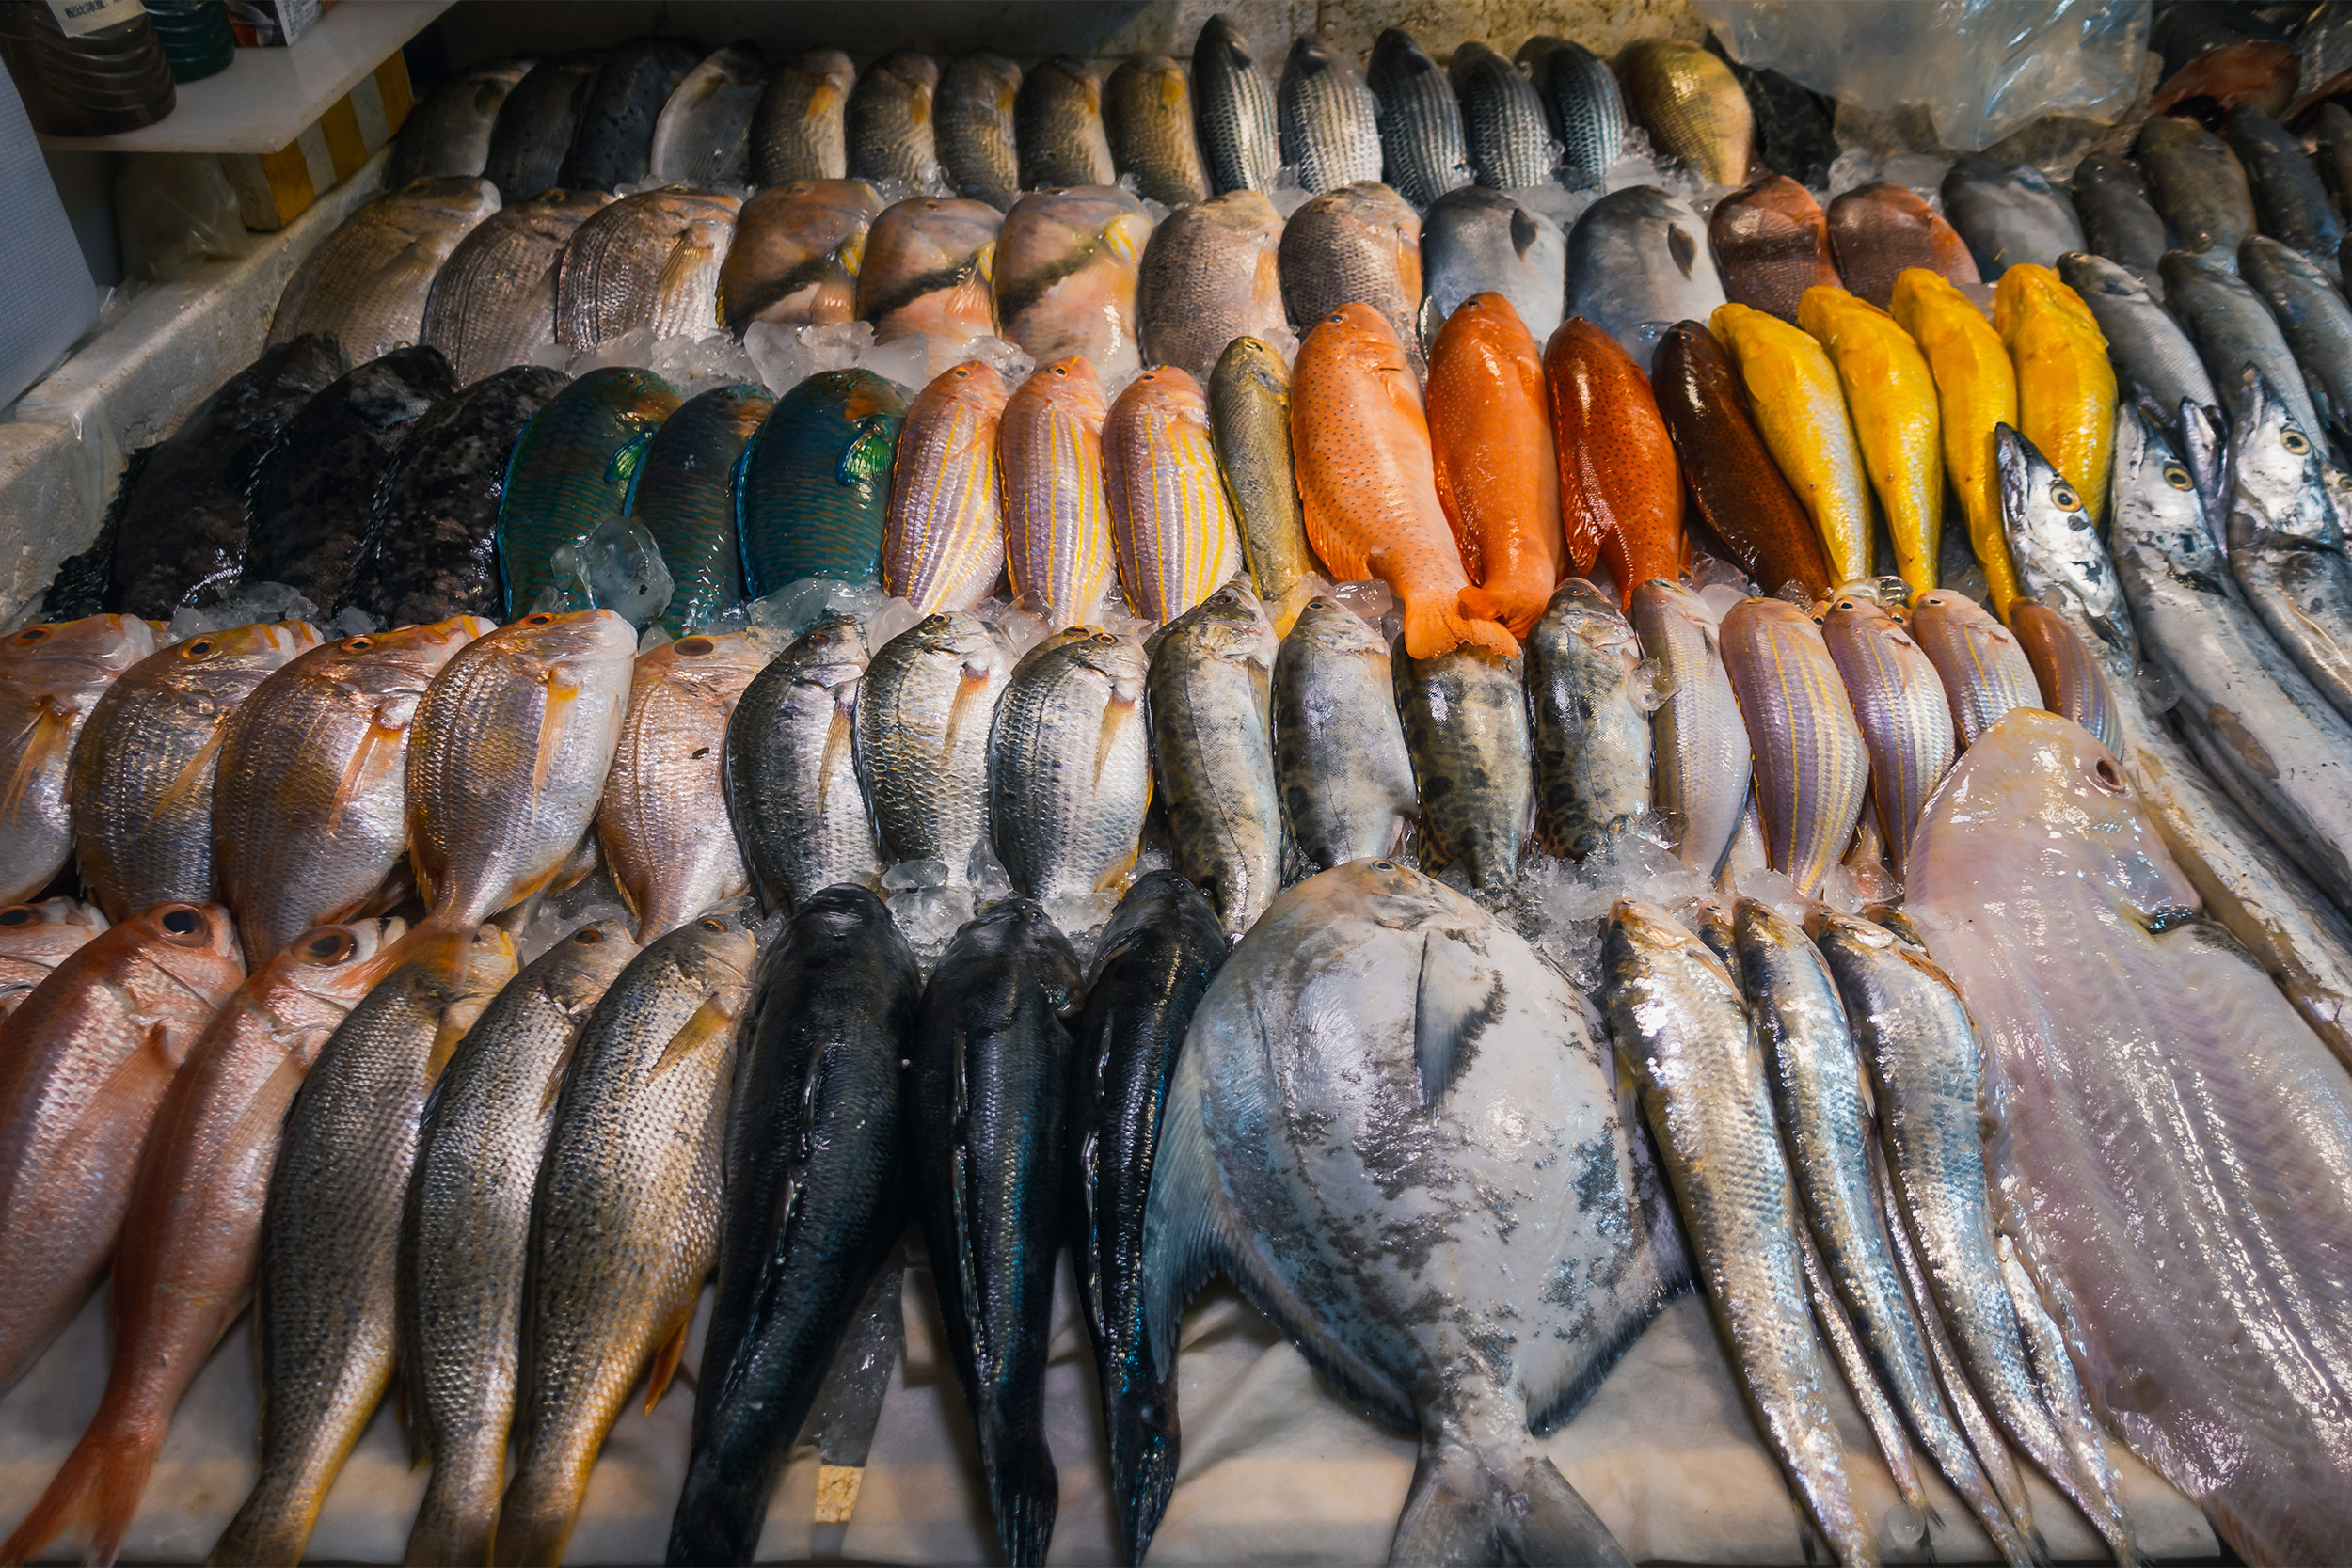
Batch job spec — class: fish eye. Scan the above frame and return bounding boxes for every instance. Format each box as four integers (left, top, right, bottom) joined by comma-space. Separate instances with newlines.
2162, 465, 2193, 491
2091, 757, 2125, 792
524, 613, 555, 626
700, 917, 726, 932
343, 635, 373, 651
160, 907, 206, 940
183, 638, 216, 659
0, 907, 31, 927
306, 929, 354, 961
573, 927, 603, 944
2050, 482, 2081, 511
1834, 598, 1858, 611
675, 636, 715, 657
1373, 860, 1395, 871
2283, 430, 2312, 455
11, 626, 47, 644
1052, 364, 1068, 376
1093, 632, 1117, 643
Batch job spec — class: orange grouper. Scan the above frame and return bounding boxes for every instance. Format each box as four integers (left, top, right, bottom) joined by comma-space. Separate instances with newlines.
1423, 291, 1564, 639
1544, 315, 1687, 602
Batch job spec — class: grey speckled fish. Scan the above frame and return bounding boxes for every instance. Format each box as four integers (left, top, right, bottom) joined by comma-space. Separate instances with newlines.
1105, 55, 1209, 208
1367, 28, 1470, 212
1422, 185, 1565, 345
485, 53, 600, 202
938, 53, 1022, 210
1629, 580, 1750, 876
855, 610, 1009, 881
988, 630, 1151, 911
724, 615, 882, 913
848, 50, 941, 192
1819, 593, 1952, 879
1017, 56, 1117, 190
268, 178, 500, 365
1719, 596, 1867, 898
1567, 185, 1725, 373
2068, 151, 2168, 296
1192, 14, 1279, 197
1518, 37, 1622, 191
1393, 641, 1531, 890
391, 59, 531, 184
1525, 578, 1649, 861
2226, 103, 2343, 277
2225, 369, 2352, 724
1270, 594, 1417, 871
648, 41, 764, 189
1144, 860, 1677, 1567
2136, 116, 2255, 267
555, 187, 740, 352
563, 39, 699, 193
1939, 155, 2085, 276
1451, 40, 1554, 192
2162, 246, 2320, 434
2240, 235, 2352, 435
1278, 181, 1424, 373
1279, 34, 1381, 197
2055, 252, 2216, 426
1147, 582, 1280, 938
421, 189, 613, 384
752, 49, 853, 185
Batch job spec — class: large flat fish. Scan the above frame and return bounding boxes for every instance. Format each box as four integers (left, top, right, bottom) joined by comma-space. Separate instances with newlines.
1421, 185, 1565, 347
268, 178, 501, 364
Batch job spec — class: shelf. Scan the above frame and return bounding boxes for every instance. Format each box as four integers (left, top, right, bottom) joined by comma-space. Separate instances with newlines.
35, 0, 452, 155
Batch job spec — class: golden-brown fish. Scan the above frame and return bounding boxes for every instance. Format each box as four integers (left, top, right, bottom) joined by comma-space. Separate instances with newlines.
856, 196, 1003, 377
554, 186, 741, 352
882, 360, 1010, 612
1102, 366, 1245, 622
716, 178, 882, 335
1614, 40, 1754, 187
1105, 54, 1210, 206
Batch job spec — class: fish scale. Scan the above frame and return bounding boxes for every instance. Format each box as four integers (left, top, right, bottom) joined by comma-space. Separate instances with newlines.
1526, 578, 1651, 862
1393, 638, 1532, 890
554, 188, 741, 354
0, 615, 154, 907
1105, 55, 1208, 207
1653, 320, 1832, 599
496, 365, 680, 620
1271, 594, 1418, 871
267, 179, 501, 365
624, 382, 771, 635
938, 53, 1022, 210
1016, 56, 1117, 189
1192, 15, 1279, 196
1451, 40, 1553, 191
1630, 580, 1750, 877
882, 360, 1008, 613
421, 190, 613, 384
737, 368, 905, 594
1148, 583, 1281, 937
485, 53, 601, 201
988, 631, 1151, 906
849, 50, 942, 191
0, 901, 107, 1021
725, 615, 882, 913
1367, 28, 1470, 211
1136, 190, 1287, 388
1208, 335, 1315, 607
1279, 34, 1381, 196
718, 179, 882, 334
1104, 366, 1242, 623
856, 610, 1009, 879
1519, 36, 1623, 190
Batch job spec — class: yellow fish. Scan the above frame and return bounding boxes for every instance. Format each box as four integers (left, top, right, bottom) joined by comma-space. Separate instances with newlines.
1102, 366, 1242, 622
882, 360, 1009, 612
1798, 286, 1943, 597
1710, 302, 1873, 583
1994, 263, 2116, 530
1891, 267, 2024, 618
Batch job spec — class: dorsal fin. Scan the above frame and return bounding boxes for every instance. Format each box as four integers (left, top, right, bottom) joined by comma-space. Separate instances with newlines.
1414, 931, 1501, 1107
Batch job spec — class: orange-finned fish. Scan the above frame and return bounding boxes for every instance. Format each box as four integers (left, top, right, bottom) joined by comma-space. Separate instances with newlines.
883, 359, 1010, 613
1102, 365, 1245, 623
0, 613, 157, 907
1544, 316, 1686, 602
998, 356, 1117, 626
1425, 292, 1564, 639
1994, 262, 2117, 530
1289, 303, 1518, 658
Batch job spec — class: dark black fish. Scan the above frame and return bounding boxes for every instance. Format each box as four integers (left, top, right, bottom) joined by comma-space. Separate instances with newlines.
1706, 36, 1836, 188
484, 53, 601, 202
906, 899, 1083, 1568
342, 365, 569, 626
1066, 872, 1226, 1566
2226, 103, 2344, 274
2070, 150, 2170, 293
563, 38, 701, 193
242, 347, 454, 611
91, 334, 346, 621
668, 886, 921, 1567
2153, 1, 2291, 78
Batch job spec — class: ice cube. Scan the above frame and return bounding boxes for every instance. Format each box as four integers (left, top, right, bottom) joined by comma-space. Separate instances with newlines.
882, 859, 951, 892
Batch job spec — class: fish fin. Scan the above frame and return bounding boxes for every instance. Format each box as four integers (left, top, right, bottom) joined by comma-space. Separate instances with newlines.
531, 668, 582, 802
1401, 590, 1520, 661
1668, 222, 1699, 279
653, 991, 742, 1077
1391, 1423, 1635, 1568
328, 709, 410, 825
1456, 582, 1545, 642
0, 1418, 161, 1568
0, 702, 72, 822
1137, 1060, 1235, 1378
1509, 1450, 1637, 1568
980, 1425, 1059, 1568
1413, 932, 1500, 1107
644, 1307, 693, 1414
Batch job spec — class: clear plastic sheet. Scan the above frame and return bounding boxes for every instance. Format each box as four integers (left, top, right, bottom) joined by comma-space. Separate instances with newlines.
1696, 0, 2153, 151
113, 152, 250, 282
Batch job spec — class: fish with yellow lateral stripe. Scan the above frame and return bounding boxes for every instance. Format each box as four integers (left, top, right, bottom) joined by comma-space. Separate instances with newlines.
1103, 366, 1244, 623
883, 360, 1010, 613
1000, 356, 1117, 627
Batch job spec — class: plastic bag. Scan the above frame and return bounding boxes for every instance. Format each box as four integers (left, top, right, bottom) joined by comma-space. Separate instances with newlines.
114, 151, 248, 280
1695, 0, 2153, 152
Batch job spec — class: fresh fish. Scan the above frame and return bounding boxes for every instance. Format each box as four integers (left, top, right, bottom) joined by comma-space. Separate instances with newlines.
496, 906, 757, 1567
2318, 102, 2352, 214
856, 197, 1003, 376
716, 179, 878, 335
563, 38, 700, 191
214, 927, 516, 1568
2137, 115, 2256, 266
1719, 596, 1867, 896
1799, 287, 1944, 594
2240, 234, 2352, 434
2052, 253, 2217, 440
1103, 365, 1245, 622
2224, 368, 2352, 721
737, 368, 903, 594
1270, 593, 1417, 874
625, 383, 770, 635
404, 609, 635, 931
1147, 583, 1280, 936
847, 49, 941, 192
0, 900, 107, 1020
0, 903, 244, 1392
2162, 245, 2320, 433
93, 335, 345, 621
496, 365, 680, 618
995, 184, 1153, 376
0, 616, 155, 905
1425, 291, 1563, 637
1708, 174, 1839, 323
856, 611, 1009, 879
1546, 315, 1688, 594
421, 190, 613, 383
989, 629, 1151, 909
2009, 599, 2121, 753
68, 621, 319, 921
1526, 578, 1651, 860
1192, 14, 1280, 196
2067, 150, 2169, 293
1000, 356, 1116, 626
1279, 34, 1381, 196
1017, 55, 1117, 189
1452, 40, 1553, 191
1737, 901, 2033, 1567
1420, 184, 1565, 344
554, 187, 741, 352
1824, 182, 1979, 311
882, 360, 1008, 612
1292, 304, 1513, 657
2227, 103, 2343, 275
1566, 185, 1726, 372
1709, 301, 1873, 584
1819, 881, 2141, 1564
937, 53, 1022, 211
1068, 872, 1226, 1560
1518, 36, 1623, 190
1992, 263, 2116, 540
1653, 320, 1831, 598
215, 619, 487, 965
1940, 155, 2085, 275
752, 49, 853, 185
1367, 28, 1470, 210
1147, 862, 1676, 1566
1630, 580, 1752, 875
2181, 397, 2231, 523
1614, 38, 1754, 186
485, 53, 601, 202
906, 900, 1082, 1566
1105, 54, 1208, 207
724, 615, 881, 912
391, 58, 532, 183
1394, 637, 1533, 889
397, 918, 638, 1568
0, 916, 402, 1568
1136, 189, 1284, 388
648, 41, 764, 188
1820, 594, 1953, 878
1207, 337, 1314, 607
1278, 181, 1425, 372
267, 179, 501, 364
1708, 41, 1837, 189
1909, 590, 2043, 747
670, 887, 917, 1566
241, 345, 454, 610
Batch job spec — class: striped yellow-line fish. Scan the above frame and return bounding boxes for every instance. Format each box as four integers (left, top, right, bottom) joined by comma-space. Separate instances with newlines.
1101, 366, 1243, 622
882, 359, 1009, 612
998, 356, 1116, 628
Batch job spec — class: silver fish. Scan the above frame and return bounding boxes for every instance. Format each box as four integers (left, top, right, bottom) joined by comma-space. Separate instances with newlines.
1718, 596, 1867, 899
1421, 184, 1565, 345
1820, 593, 1953, 879
2163, 246, 2323, 435
724, 615, 881, 913
1525, 578, 1650, 861
1939, 155, 2085, 275
1191, 14, 1279, 196
1279, 34, 1382, 197
2056, 252, 2217, 426
1270, 594, 1418, 872
1566, 184, 1726, 372
2240, 235, 2352, 436
855, 610, 1009, 883
1451, 40, 1555, 192
1393, 641, 1532, 890
1366, 28, 1470, 211
1629, 580, 1751, 877
1147, 582, 1280, 937
554, 186, 741, 352
988, 629, 1152, 911
421, 190, 613, 385
1518, 36, 1624, 191
2225, 368, 2352, 724
648, 41, 765, 189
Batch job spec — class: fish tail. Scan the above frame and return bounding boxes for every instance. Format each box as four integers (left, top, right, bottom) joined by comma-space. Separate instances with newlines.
208, 1479, 315, 1567
663, 1444, 771, 1567
1104, 1368, 1179, 1566
1388, 1428, 1633, 1568
403, 1449, 501, 1568
0, 1415, 160, 1568
981, 1427, 1059, 1568
1455, 580, 1548, 641
1401, 589, 1521, 661
490, 1454, 584, 1568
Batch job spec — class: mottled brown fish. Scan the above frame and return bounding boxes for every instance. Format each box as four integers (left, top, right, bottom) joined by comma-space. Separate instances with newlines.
752, 49, 854, 184
1709, 174, 1840, 323
1017, 55, 1118, 189
1136, 189, 1285, 386
1105, 54, 1210, 206
1277, 181, 1424, 374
